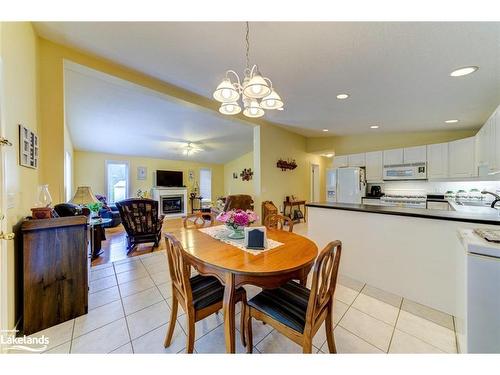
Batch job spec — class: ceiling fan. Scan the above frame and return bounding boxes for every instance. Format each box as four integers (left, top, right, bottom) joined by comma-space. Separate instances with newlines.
182, 142, 204, 156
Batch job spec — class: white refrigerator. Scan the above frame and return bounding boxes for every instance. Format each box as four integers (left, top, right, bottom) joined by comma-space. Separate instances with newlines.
326, 167, 366, 203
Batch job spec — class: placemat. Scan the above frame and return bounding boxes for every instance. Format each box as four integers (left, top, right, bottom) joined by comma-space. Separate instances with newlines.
198, 226, 284, 255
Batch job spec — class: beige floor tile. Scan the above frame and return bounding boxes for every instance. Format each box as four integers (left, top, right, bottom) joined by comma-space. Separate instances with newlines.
116, 267, 149, 284
88, 286, 121, 310
91, 262, 114, 271
29, 319, 74, 351
119, 276, 155, 297
141, 253, 167, 267
195, 324, 248, 353
150, 270, 170, 285
255, 330, 320, 354
396, 311, 456, 353
73, 300, 124, 338
114, 260, 145, 274
389, 329, 445, 353
132, 322, 186, 353
244, 285, 262, 299
361, 285, 402, 308
165, 297, 186, 317
237, 315, 273, 346
178, 312, 224, 341
401, 299, 454, 330
339, 307, 394, 352
43, 341, 72, 354
89, 274, 117, 293
352, 293, 400, 326
122, 287, 164, 315
338, 275, 365, 292
110, 342, 134, 354
320, 326, 383, 354
311, 300, 349, 348
126, 300, 171, 340
144, 261, 168, 275
157, 282, 173, 299
334, 284, 359, 305
71, 318, 130, 353
90, 266, 115, 281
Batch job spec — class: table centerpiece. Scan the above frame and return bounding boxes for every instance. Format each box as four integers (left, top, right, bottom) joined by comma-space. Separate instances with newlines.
216, 209, 258, 239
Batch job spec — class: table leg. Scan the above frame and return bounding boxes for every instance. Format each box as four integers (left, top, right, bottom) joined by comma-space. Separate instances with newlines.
223, 272, 236, 353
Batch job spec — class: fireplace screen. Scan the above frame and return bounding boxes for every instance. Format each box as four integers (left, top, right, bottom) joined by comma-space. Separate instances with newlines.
161, 195, 183, 214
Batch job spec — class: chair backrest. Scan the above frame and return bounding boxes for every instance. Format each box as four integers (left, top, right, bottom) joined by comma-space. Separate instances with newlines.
164, 233, 192, 308
263, 213, 294, 232
224, 195, 254, 211
183, 212, 216, 229
115, 198, 160, 235
305, 241, 342, 331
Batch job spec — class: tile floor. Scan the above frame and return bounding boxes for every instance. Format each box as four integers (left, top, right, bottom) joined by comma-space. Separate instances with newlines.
25, 247, 458, 354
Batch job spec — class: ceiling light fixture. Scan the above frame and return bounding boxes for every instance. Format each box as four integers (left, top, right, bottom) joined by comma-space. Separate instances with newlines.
450, 66, 479, 77
322, 129, 329, 132
336, 94, 350, 100
213, 22, 283, 117
370, 125, 379, 129
324, 153, 333, 158
445, 119, 459, 124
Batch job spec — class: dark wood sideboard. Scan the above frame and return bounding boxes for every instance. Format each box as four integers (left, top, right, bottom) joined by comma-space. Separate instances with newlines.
21, 216, 89, 335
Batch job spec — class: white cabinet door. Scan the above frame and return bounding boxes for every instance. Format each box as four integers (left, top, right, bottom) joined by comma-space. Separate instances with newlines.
427, 201, 449, 210
365, 151, 383, 182
383, 148, 404, 166
427, 143, 449, 179
404, 145, 427, 163
362, 198, 384, 206
449, 137, 476, 178
348, 153, 366, 167
333, 155, 348, 168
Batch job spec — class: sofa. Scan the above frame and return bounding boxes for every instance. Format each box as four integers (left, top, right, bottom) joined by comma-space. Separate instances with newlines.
96, 194, 122, 228
211, 194, 254, 217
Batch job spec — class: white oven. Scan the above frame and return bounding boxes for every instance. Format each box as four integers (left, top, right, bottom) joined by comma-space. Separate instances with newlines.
383, 162, 427, 181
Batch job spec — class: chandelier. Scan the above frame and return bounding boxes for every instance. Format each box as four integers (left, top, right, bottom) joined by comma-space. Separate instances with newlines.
213, 22, 284, 118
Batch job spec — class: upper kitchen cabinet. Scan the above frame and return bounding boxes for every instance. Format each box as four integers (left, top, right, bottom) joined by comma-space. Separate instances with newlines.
333, 155, 348, 168
365, 151, 384, 182
475, 107, 499, 176
403, 145, 427, 164
348, 153, 366, 167
383, 148, 404, 165
495, 109, 500, 174
427, 143, 449, 179
448, 137, 477, 178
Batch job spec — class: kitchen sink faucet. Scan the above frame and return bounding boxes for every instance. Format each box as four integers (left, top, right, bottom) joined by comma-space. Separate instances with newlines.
481, 191, 500, 208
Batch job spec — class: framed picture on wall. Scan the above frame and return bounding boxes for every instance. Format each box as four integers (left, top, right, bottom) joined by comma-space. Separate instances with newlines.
137, 166, 147, 180
18, 124, 38, 169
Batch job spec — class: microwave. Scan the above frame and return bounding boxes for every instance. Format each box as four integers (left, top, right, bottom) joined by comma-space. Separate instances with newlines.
383, 162, 427, 180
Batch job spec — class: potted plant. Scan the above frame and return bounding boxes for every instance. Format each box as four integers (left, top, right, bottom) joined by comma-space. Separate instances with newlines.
86, 202, 103, 219
216, 209, 258, 239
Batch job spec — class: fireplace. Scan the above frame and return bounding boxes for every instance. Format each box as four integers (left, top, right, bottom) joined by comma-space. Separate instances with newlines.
161, 195, 183, 214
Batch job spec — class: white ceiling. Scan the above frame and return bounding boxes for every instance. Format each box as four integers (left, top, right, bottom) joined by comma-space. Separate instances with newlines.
64, 62, 254, 164
36, 22, 500, 136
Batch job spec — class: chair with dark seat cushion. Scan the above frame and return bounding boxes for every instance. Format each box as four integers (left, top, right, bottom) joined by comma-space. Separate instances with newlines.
163, 233, 248, 353
245, 241, 342, 353
115, 198, 164, 253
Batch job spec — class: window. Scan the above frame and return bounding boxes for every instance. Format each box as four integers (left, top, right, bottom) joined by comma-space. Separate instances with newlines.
199, 168, 212, 203
64, 152, 72, 202
105, 161, 129, 203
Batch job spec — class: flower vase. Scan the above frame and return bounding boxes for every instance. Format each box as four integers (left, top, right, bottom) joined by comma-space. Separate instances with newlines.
227, 226, 245, 239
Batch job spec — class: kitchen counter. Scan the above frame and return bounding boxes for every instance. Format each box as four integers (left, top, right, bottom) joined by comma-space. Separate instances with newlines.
306, 201, 500, 225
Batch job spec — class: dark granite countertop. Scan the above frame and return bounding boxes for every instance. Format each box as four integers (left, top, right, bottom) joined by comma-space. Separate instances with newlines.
306, 202, 500, 225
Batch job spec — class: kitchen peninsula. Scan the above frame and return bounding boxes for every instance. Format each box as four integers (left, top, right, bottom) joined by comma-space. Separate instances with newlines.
306, 201, 500, 316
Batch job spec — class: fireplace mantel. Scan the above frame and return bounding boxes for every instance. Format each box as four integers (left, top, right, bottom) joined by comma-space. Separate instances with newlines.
151, 187, 188, 218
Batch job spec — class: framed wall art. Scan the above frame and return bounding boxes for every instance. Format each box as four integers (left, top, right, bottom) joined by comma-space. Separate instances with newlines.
137, 166, 147, 180
19, 124, 38, 169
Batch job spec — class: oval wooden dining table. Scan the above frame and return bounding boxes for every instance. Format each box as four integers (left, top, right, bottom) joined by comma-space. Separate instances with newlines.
170, 225, 318, 353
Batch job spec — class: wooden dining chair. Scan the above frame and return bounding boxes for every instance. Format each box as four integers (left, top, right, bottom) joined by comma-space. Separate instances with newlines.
163, 233, 249, 353
263, 213, 294, 232
244, 241, 342, 353
182, 212, 216, 229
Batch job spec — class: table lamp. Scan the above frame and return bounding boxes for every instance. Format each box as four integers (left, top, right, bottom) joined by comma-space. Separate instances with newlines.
70, 186, 99, 205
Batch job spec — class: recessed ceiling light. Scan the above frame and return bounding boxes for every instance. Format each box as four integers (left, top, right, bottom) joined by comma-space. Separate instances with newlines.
324, 153, 333, 158
450, 66, 479, 77
445, 119, 459, 124
370, 125, 379, 129
277, 107, 284, 111
336, 94, 350, 100
322, 129, 329, 132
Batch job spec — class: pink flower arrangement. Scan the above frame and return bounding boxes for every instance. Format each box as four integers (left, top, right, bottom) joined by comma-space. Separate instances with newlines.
216, 209, 258, 230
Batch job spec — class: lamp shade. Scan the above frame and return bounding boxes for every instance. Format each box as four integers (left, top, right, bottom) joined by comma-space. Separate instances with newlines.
213, 79, 239, 103
243, 100, 264, 118
242, 74, 271, 99
219, 102, 241, 115
260, 89, 283, 110
70, 186, 99, 205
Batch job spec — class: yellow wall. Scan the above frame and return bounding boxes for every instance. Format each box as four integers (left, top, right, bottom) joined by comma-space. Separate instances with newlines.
1, 22, 40, 329
63, 122, 74, 201
73, 151, 224, 208
223, 151, 255, 196
306, 129, 478, 155
256, 125, 326, 217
